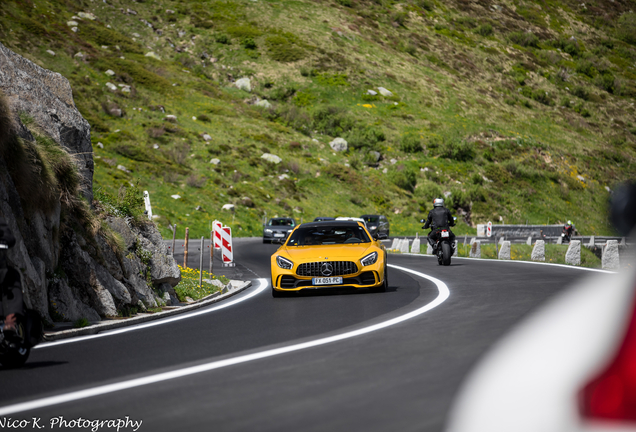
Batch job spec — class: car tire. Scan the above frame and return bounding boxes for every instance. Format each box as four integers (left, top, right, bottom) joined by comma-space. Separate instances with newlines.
263, 239, 269, 244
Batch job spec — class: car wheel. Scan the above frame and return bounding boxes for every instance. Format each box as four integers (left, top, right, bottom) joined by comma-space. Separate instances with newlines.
263, 239, 269, 244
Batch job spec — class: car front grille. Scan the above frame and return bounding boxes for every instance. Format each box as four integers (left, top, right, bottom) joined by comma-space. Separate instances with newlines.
279, 272, 377, 289
296, 261, 358, 277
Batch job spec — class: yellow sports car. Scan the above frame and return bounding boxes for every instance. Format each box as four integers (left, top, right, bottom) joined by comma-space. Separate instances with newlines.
270, 220, 388, 297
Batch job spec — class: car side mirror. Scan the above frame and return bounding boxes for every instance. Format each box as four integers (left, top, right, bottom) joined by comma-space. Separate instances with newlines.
375, 233, 388, 240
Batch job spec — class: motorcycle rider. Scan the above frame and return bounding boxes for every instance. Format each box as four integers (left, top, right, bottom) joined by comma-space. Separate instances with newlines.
423, 198, 456, 253
0, 217, 22, 333
562, 220, 576, 242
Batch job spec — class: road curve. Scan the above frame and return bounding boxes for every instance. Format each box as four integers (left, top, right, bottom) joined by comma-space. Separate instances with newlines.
0, 239, 593, 432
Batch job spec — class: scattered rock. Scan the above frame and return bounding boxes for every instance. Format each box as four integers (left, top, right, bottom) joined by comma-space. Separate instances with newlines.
378, 87, 393, 97
202, 133, 212, 141
117, 165, 130, 173
222, 204, 235, 211
67, 20, 79, 27
278, 174, 289, 180
78, 12, 97, 20
329, 137, 348, 152
105, 82, 117, 91
105, 69, 116, 76
74, 52, 85, 59
46, 50, 56, 56
368, 151, 381, 163
261, 153, 282, 164
164, 115, 177, 122
367, 89, 378, 96
210, 158, 220, 165
97, 142, 104, 148
145, 51, 161, 61
235, 77, 251, 92
390, 158, 397, 164
241, 197, 254, 208
255, 99, 272, 109
171, 194, 181, 199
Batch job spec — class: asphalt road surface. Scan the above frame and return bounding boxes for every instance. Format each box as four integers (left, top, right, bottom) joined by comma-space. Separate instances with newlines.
1, 238, 596, 432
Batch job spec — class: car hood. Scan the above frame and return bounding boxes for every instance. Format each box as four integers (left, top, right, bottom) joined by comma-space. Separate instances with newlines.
281, 244, 374, 262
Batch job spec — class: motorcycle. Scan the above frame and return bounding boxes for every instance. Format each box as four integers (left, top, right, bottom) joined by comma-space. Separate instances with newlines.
561, 232, 571, 243
421, 218, 455, 266
0, 310, 43, 368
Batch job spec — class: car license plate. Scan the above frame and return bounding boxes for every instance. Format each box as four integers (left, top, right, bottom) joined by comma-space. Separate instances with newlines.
441, 231, 449, 238
274, 233, 285, 237
312, 277, 343, 285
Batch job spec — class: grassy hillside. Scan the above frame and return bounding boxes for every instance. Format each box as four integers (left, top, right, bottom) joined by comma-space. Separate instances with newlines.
2, 0, 635, 240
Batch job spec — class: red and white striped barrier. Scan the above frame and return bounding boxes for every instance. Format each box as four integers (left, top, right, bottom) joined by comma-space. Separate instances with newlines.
213, 220, 223, 249
221, 226, 234, 267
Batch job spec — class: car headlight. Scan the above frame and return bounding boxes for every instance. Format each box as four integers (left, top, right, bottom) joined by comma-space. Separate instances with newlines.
265, 229, 272, 234
370, 225, 377, 230
276, 256, 293, 270
361, 251, 378, 266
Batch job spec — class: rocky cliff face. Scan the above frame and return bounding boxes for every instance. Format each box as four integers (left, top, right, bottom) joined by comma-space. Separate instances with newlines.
0, 42, 180, 323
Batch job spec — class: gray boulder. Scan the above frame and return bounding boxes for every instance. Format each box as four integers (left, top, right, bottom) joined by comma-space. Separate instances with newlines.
565, 240, 581, 266
48, 278, 101, 322
235, 77, 251, 92
329, 138, 348, 152
0, 41, 93, 202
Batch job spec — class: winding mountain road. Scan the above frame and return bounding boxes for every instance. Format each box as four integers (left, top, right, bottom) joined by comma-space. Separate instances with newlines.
0, 239, 594, 432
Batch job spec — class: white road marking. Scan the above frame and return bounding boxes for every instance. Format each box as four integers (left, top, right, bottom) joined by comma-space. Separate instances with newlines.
401, 253, 615, 273
0, 265, 449, 416
36, 279, 269, 349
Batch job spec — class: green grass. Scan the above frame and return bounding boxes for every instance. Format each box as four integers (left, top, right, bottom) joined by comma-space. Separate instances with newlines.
174, 265, 230, 301
1, 0, 634, 241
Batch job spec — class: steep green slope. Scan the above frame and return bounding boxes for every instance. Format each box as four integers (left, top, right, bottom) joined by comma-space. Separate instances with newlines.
2, 0, 635, 239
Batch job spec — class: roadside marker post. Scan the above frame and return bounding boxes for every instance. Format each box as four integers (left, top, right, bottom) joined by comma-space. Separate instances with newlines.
213, 220, 223, 249
199, 236, 204, 288
171, 224, 177, 256
486, 221, 492, 238
221, 226, 235, 267
143, 191, 153, 220
209, 231, 214, 275
184, 227, 189, 268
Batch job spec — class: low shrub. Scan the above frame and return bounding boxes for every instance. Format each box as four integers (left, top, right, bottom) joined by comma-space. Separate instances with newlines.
390, 167, 417, 192
508, 31, 539, 48
344, 126, 386, 150
616, 12, 636, 46
400, 134, 423, 153
475, 24, 493, 37
439, 138, 475, 162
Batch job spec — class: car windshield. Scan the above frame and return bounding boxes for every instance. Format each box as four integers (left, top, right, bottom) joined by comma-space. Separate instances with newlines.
268, 218, 295, 226
363, 216, 379, 223
287, 225, 371, 246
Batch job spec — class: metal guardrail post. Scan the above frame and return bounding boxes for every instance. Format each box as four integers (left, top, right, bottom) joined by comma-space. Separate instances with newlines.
209, 230, 214, 275
171, 224, 177, 256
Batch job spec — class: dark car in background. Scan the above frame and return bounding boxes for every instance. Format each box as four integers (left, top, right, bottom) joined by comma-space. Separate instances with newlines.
263, 217, 296, 243
360, 215, 390, 238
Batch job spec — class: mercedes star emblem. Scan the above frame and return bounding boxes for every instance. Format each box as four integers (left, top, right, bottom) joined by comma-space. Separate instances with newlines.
321, 262, 333, 277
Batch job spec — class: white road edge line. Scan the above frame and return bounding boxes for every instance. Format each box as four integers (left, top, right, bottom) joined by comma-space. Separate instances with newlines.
0, 265, 449, 416
36, 279, 270, 349
400, 253, 615, 273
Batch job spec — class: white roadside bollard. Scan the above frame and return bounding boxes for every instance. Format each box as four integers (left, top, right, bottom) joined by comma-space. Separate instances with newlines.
469, 240, 481, 258
427, 243, 433, 255
400, 238, 410, 254
531, 240, 545, 261
602, 240, 620, 270
411, 237, 421, 254
390, 238, 399, 251
499, 236, 505, 245
565, 240, 581, 266
587, 235, 595, 247
557, 235, 563, 245
143, 190, 153, 220
526, 236, 532, 246
452, 240, 458, 257
470, 237, 476, 245
498, 240, 511, 260
221, 226, 235, 267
